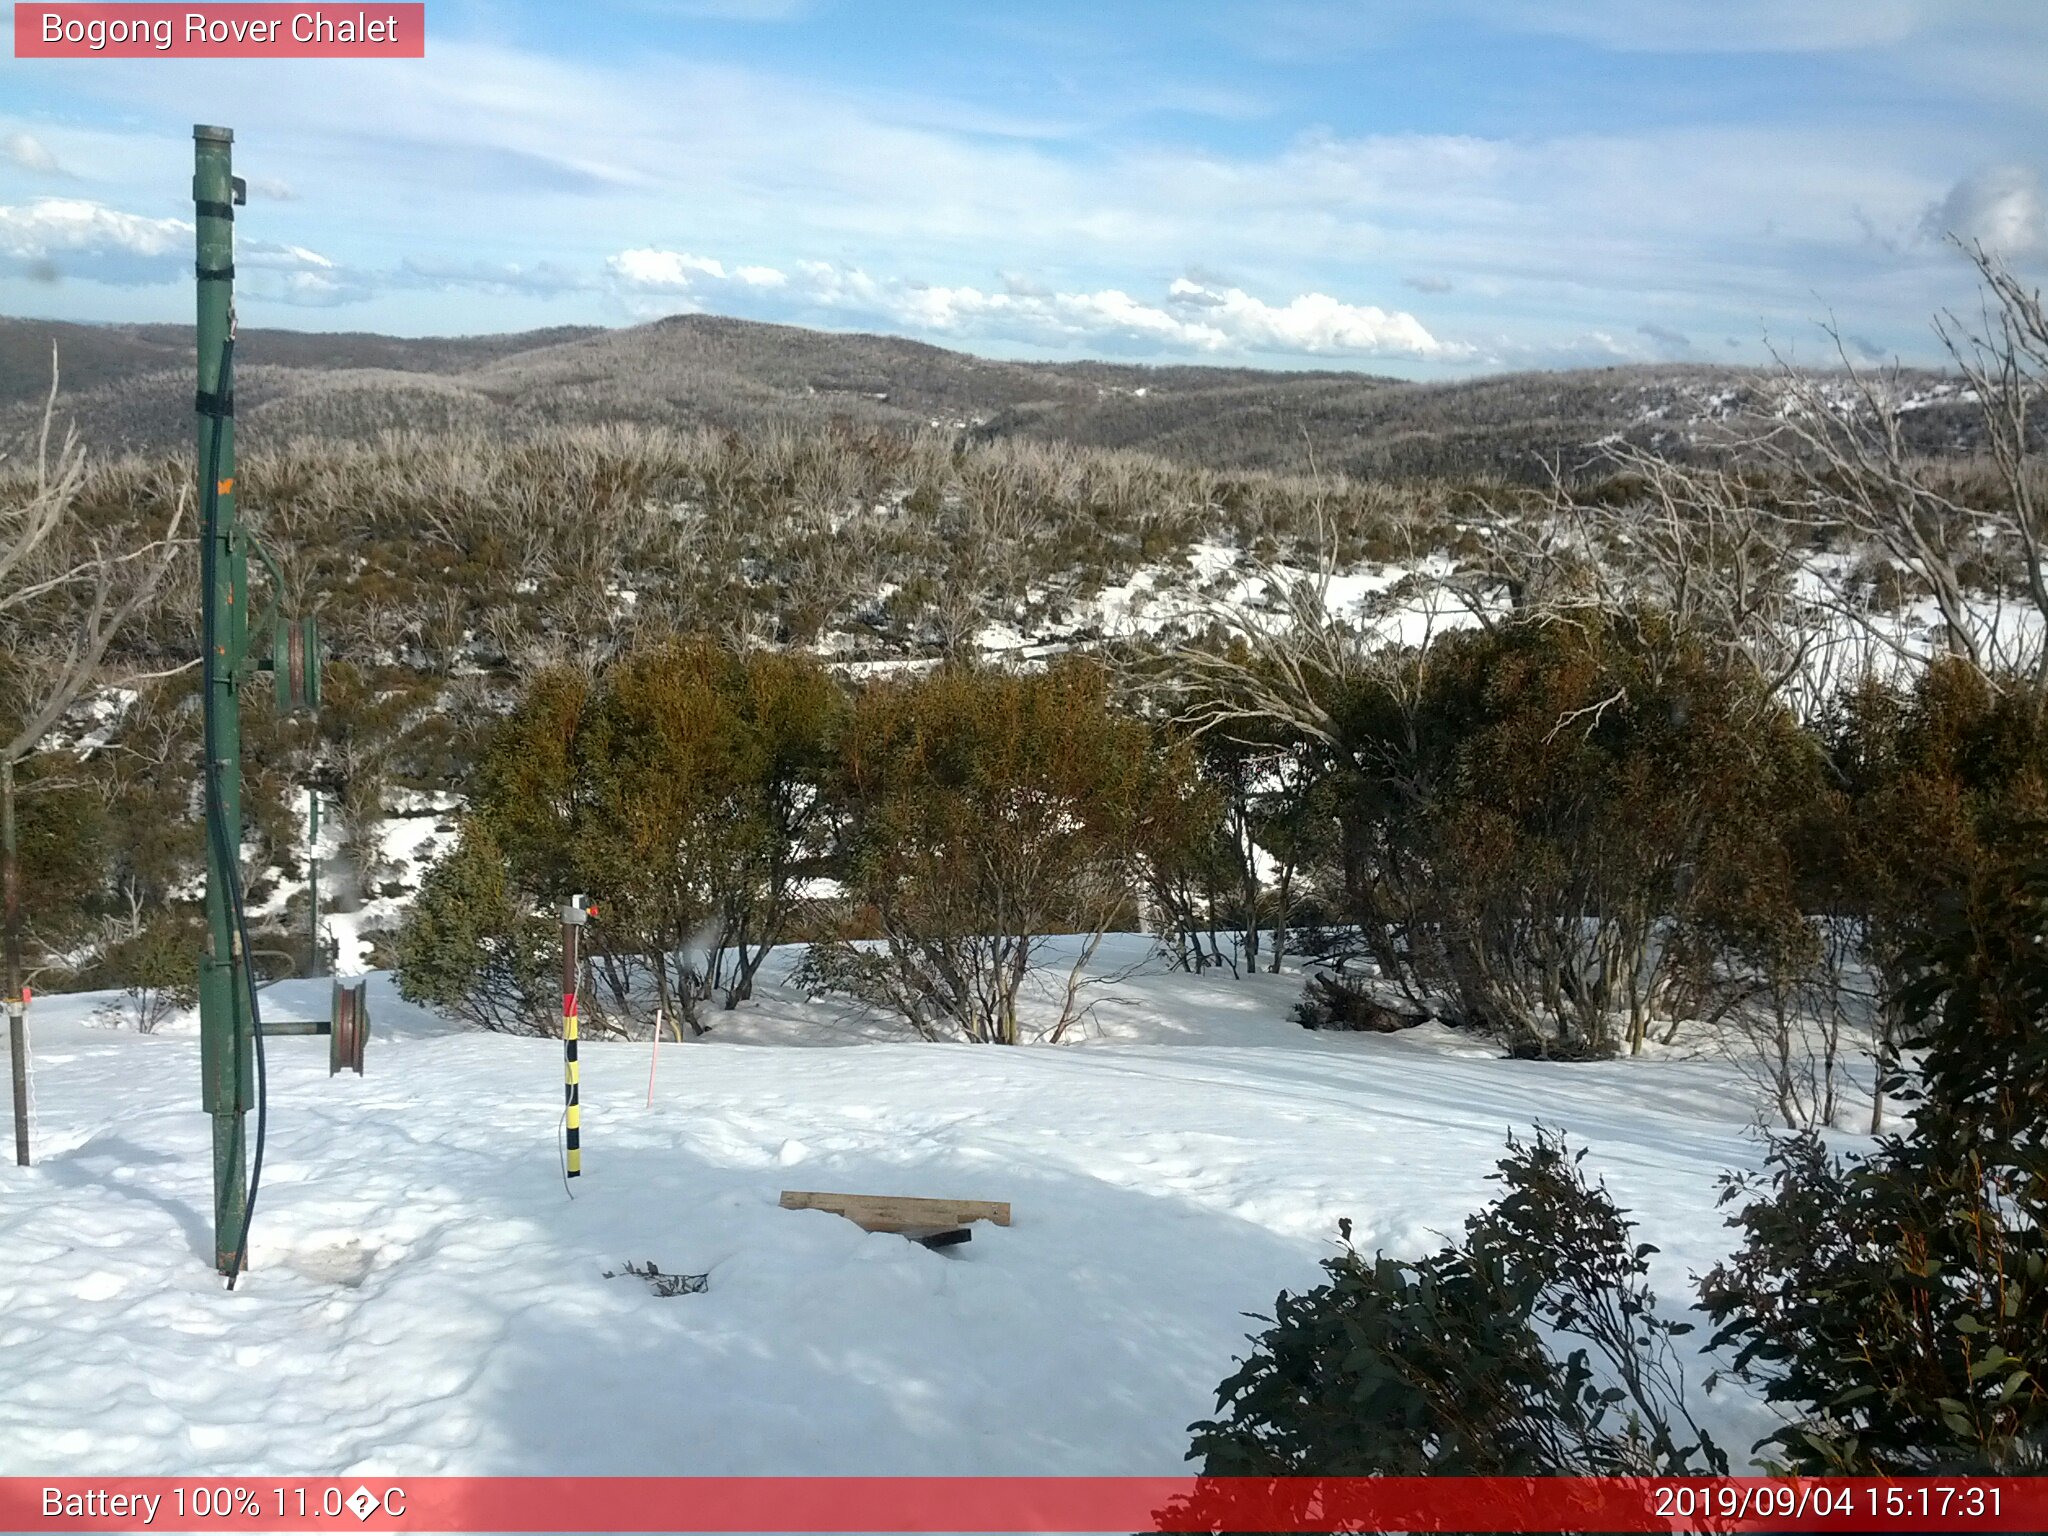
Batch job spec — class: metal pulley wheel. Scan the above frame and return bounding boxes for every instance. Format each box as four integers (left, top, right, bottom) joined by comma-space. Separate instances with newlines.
274, 613, 321, 714
329, 978, 368, 1076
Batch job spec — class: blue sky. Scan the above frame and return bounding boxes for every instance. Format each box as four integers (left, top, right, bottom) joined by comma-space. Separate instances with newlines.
2, 0, 2045, 375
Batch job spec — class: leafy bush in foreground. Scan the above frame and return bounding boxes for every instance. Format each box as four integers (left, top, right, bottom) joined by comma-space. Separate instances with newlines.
1188, 1128, 1724, 1477
1699, 848, 2048, 1472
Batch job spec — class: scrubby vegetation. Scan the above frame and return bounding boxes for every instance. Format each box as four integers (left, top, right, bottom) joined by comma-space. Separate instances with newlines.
398, 639, 842, 1035
1699, 844, 2048, 1473
3, 255, 2042, 1083
801, 660, 1195, 1043
1188, 1129, 1725, 1478
0, 407, 1510, 1005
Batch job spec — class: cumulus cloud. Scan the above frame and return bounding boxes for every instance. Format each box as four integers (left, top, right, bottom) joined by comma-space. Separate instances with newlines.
239, 240, 375, 306
1163, 277, 1456, 357
610, 248, 728, 288
0, 196, 356, 301
608, 247, 1463, 360
1922, 165, 2046, 259
609, 249, 792, 293
2, 132, 67, 176
0, 197, 188, 285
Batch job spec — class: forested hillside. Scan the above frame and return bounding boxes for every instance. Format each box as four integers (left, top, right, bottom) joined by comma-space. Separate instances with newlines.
0, 312, 1984, 482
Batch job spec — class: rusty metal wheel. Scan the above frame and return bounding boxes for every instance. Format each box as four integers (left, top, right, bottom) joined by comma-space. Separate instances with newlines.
329, 979, 368, 1076
274, 613, 322, 715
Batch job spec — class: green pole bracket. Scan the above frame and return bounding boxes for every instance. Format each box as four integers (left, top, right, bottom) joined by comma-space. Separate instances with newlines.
245, 534, 286, 661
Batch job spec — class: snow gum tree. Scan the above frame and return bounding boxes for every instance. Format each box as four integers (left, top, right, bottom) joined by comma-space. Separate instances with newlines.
397, 638, 841, 1034
812, 658, 1200, 1043
1300, 611, 1820, 1056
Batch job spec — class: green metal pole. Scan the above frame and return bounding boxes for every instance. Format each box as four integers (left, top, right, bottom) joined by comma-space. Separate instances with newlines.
194, 124, 251, 1276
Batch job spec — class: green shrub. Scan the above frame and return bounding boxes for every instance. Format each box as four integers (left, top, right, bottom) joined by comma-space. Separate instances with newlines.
1699, 847, 2048, 1473
1307, 611, 1822, 1055
87, 912, 201, 1033
401, 638, 842, 1032
817, 658, 1196, 1043
1189, 1128, 1724, 1477
394, 819, 558, 1034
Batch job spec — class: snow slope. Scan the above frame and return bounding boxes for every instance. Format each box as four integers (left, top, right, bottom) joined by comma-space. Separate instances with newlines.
0, 942, 1800, 1477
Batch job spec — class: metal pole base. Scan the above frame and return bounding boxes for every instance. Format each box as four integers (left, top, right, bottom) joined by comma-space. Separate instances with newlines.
211, 1109, 247, 1275
8, 1009, 27, 1168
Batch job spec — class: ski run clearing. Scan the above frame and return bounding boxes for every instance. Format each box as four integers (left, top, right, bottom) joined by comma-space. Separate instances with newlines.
0, 937, 1828, 1477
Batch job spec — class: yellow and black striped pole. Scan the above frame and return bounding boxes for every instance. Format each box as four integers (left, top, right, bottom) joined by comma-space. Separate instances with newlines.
561, 895, 590, 1178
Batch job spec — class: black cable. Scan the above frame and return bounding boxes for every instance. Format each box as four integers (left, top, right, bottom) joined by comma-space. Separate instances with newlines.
197, 333, 268, 1290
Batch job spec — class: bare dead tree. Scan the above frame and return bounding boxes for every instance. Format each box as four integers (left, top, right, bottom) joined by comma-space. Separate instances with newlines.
1166, 507, 1467, 761
1461, 446, 1822, 720
1754, 243, 2047, 695
1, 348, 188, 1165
1712, 914, 1872, 1131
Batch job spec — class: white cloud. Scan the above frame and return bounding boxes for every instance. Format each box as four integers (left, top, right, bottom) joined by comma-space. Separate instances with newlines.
2, 132, 67, 176
1164, 278, 1456, 357
0, 197, 188, 284
0, 197, 354, 300
609, 247, 1462, 360
244, 270, 364, 307
0, 198, 186, 257
610, 248, 732, 288
1923, 165, 2046, 259
251, 243, 334, 270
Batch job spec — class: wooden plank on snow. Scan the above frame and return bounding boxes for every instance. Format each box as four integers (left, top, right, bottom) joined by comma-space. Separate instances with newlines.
778, 1190, 1012, 1232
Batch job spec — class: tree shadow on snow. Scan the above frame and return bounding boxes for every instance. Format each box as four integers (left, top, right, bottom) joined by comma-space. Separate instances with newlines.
310, 1128, 1339, 1479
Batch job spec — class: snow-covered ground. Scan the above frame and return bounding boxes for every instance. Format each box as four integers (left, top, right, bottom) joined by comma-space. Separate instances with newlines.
0, 938, 1805, 1477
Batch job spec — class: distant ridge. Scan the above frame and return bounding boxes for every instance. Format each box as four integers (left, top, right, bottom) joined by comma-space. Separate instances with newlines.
0, 311, 1974, 482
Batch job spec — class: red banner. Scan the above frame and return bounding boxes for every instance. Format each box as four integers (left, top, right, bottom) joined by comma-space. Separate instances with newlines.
13, 5, 426, 58
3, 1476, 2045, 1532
